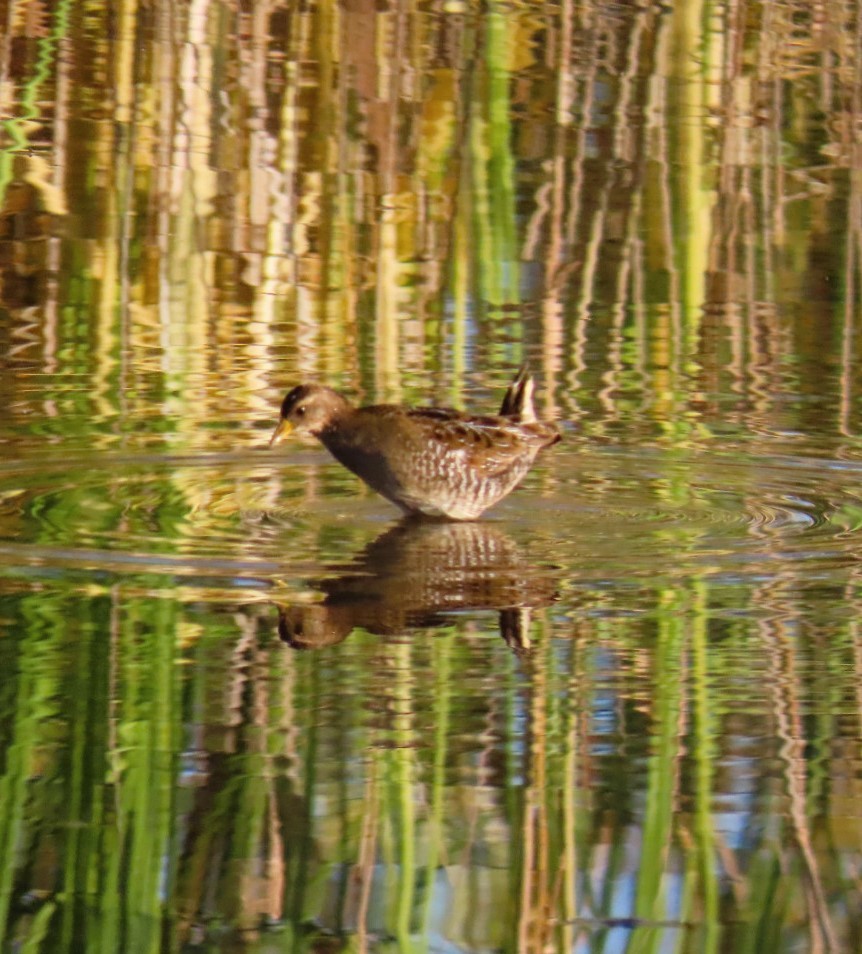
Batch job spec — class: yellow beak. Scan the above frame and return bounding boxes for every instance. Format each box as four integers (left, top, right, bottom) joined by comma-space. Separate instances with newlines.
269, 418, 292, 447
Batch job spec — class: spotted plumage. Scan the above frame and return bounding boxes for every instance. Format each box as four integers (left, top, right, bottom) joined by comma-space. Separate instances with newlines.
269, 367, 561, 520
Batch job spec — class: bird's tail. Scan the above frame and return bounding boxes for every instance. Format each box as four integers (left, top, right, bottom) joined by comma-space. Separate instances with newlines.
499, 365, 537, 423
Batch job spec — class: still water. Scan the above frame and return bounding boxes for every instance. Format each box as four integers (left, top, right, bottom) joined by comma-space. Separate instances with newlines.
2, 1, 862, 952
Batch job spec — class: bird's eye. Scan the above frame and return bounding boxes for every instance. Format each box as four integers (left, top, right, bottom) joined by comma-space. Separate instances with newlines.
295, 405, 306, 416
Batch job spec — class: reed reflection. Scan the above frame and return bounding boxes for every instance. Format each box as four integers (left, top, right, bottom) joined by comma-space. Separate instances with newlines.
276, 519, 559, 653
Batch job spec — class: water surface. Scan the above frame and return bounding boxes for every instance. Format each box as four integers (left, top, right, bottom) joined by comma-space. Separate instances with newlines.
1, 2, 862, 953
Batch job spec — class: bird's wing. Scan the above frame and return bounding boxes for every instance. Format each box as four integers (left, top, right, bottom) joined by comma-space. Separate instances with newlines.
407, 409, 542, 478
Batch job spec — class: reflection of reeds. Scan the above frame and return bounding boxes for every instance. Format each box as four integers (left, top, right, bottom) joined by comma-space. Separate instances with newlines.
417, 634, 452, 938
3, 0, 860, 442
634, 590, 687, 930
762, 598, 841, 953
3, 1, 862, 950
1, 574, 861, 947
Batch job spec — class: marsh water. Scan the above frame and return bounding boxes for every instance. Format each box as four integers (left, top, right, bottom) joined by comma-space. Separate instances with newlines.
2, 2, 862, 953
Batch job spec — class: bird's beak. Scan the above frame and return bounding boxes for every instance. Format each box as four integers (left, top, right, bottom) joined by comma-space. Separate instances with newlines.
269, 418, 292, 448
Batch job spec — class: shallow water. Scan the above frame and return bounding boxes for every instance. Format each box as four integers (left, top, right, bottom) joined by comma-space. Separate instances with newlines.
1, 437, 861, 952
2, 2, 862, 953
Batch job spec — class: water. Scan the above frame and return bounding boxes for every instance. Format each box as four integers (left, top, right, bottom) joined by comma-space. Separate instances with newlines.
2, 439, 860, 953
2, 2, 862, 952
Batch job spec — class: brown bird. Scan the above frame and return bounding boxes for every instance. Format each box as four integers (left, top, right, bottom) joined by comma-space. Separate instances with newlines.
269, 367, 561, 520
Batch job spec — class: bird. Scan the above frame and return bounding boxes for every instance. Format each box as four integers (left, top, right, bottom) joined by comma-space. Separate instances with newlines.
269, 366, 561, 520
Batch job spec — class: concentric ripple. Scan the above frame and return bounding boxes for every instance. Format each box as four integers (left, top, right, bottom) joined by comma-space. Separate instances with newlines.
508, 445, 862, 584
0, 450, 332, 597
1, 444, 861, 597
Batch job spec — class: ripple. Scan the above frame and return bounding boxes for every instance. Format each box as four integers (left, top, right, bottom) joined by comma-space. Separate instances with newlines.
512, 445, 862, 583
0, 450, 328, 595
1, 445, 861, 594
744, 499, 820, 532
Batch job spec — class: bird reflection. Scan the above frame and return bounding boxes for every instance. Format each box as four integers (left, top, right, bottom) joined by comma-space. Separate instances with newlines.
276, 519, 558, 653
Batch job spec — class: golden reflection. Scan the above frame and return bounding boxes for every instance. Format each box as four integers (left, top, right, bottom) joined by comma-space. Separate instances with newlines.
275, 518, 558, 651
1, 0, 860, 453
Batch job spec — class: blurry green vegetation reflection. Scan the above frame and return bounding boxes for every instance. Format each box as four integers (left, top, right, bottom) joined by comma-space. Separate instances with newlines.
0, 571, 860, 951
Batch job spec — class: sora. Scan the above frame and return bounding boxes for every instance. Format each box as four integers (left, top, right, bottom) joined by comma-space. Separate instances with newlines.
269, 367, 561, 520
